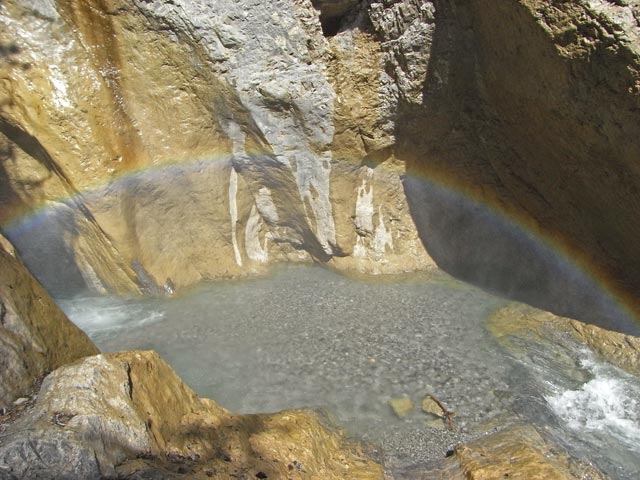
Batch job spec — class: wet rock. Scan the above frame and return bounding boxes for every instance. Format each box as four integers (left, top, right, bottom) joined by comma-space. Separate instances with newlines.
568, 319, 640, 376
389, 397, 414, 418
0, 350, 384, 480
0, 234, 98, 410
489, 303, 640, 377
421, 397, 443, 417
451, 424, 606, 480
400, 423, 605, 480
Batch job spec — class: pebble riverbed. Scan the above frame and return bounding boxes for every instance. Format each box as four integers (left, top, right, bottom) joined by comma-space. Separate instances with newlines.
59, 265, 640, 478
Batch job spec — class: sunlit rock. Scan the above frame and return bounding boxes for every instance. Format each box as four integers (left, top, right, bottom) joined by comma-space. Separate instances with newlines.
490, 303, 640, 377
0, 350, 384, 480
0, 0, 434, 297
421, 397, 443, 417
450, 424, 606, 480
398, 422, 606, 479
0, 234, 98, 410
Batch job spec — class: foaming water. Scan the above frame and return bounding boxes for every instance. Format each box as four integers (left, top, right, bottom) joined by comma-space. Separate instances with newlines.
501, 334, 640, 479
546, 353, 640, 471
58, 265, 640, 478
58, 295, 165, 335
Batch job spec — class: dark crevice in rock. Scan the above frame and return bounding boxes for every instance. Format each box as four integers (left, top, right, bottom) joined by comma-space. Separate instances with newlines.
320, 14, 344, 37
312, 0, 366, 37
125, 362, 133, 400
0, 119, 73, 194
0, 120, 119, 251
0, 139, 31, 229
3, 206, 90, 298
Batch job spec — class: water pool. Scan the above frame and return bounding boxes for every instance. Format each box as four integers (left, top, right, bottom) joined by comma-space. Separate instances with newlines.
58, 265, 640, 478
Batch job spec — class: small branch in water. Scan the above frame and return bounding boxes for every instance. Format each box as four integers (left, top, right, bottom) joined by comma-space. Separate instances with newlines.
428, 394, 456, 432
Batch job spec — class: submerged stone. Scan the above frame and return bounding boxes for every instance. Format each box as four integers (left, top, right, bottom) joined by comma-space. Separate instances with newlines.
421, 396, 444, 417
389, 397, 414, 418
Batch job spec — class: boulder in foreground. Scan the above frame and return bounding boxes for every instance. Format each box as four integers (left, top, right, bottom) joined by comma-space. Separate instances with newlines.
0, 234, 98, 411
0, 350, 384, 480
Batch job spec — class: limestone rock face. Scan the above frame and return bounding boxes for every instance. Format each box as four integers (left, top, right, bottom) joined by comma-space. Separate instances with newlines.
398, 0, 640, 320
0, 350, 384, 480
369, 0, 436, 108
0, 0, 433, 296
0, 0, 639, 324
4, 0, 639, 325
0, 234, 98, 410
324, 3, 435, 275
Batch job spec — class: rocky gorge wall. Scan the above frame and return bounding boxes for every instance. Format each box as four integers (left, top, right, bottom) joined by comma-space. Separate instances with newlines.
3, 0, 639, 328
396, 0, 640, 322
2, 2, 640, 478
0, 0, 434, 299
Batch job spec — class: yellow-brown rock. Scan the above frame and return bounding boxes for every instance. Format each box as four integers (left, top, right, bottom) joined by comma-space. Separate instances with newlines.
0, 0, 256, 293
0, 234, 98, 410
389, 397, 414, 418
399, 423, 605, 480
568, 319, 640, 376
0, 350, 384, 480
0, 0, 435, 298
326, 25, 435, 275
490, 302, 640, 377
452, 424, 604, 480
421, 396, 443, 417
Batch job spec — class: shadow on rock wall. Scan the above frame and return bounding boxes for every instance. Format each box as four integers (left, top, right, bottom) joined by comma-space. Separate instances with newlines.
3, 204, 90, 298
398, 0, 640, 334
403, 175, 638, 335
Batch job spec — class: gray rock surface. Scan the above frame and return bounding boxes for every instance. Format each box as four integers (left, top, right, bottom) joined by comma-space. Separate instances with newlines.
0, 0, 433, 295
0, 234, 98, 410
0, 356, 149, 479
0, 351, 383, 480
369, 0, 436, 108
133, 0, 338, 254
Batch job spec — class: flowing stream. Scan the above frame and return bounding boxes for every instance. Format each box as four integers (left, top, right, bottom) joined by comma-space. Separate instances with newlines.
58, 265, 640, 478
